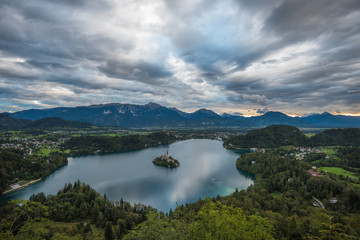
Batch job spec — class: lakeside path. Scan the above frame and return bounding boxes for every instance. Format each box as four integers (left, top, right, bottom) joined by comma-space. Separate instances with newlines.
2, 178, 42, 195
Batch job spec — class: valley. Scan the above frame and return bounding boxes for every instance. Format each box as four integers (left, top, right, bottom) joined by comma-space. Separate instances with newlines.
0, 125, 359, 239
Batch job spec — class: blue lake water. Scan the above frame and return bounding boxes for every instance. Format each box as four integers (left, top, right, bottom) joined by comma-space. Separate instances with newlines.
1, 139, 253, 212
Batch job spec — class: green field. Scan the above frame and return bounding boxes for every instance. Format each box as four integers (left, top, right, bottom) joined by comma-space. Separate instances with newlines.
320, 147, 337, 155
37, 148, 60, 156
37, 148, 69, 156
319, 167, 358, 180
71, 132, 129, 137
305, 133, 316, 138
269, 192, 282, 198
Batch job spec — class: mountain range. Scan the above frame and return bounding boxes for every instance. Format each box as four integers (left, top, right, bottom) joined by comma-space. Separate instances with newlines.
4, 102, 360, 128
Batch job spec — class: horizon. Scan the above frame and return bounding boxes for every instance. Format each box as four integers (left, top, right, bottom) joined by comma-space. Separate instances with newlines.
3, 101, 360, 117
0, 0, 360, 116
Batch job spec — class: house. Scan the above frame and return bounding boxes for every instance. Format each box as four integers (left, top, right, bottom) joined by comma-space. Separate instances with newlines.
313, 201, 320, 207
329, 197, 338, 204
308, 169, 324, 177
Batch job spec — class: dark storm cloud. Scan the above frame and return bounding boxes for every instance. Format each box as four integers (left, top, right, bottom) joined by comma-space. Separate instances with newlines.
0, 0, 359, 114
236, 0, 280, 11
25, 60, 74, 71
0, 0, 125, 62
257, 108, 268, 114
5, 0, 114, 12
221, 0, 360, 75
53, 0, 113, 8
255, 0, 360, 69
224, 77, 267, 91
165, 26, 206, 51
98, 59, 172, 84
0, 87, 19, 97
46, 76, 107, 90
217, 0, 360, 113
0, 66, 36, 80
264, 0, 360, 41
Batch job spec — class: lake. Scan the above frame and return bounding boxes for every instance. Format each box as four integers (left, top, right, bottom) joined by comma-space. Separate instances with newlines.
1, 139, 253, 212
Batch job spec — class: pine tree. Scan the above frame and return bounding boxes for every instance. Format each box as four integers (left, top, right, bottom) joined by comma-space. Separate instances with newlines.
105, 221, 114, 240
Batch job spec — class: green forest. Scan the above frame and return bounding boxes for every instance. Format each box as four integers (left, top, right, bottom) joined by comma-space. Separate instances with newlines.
224, 125, 360, 148
0, 149, 67, 194
0, 181, 275, 240
63, 132, 177, 156
1, 126, 360, 239
1, 145, 360, 239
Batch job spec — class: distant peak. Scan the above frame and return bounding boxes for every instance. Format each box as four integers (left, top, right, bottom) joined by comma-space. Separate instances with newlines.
321, 112, 333, 116
262, 111, 288, 116
191, 108, 219, 117
169, 107, 182, 112
196, 108, 215, 114
145, 102, 162, 108
221, 113, 232, 117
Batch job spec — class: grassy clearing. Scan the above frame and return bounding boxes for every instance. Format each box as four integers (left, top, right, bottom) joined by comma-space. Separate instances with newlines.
38, 147, 60, 156
319, 167, 358, 180
6, 130, 22, 137
312, 159, 323, 164
36, 148, 70, 156
351, 183, 360, 188
270, 192, 282, 198
71, 132, 128, 137
305, 133, 316, 138
320, 147, 337, 155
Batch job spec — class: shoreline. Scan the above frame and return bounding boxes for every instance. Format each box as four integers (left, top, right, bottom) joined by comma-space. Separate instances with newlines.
2, 178, 42, 195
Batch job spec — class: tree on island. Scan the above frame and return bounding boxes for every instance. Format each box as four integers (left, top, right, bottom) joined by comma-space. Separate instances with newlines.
153, 151, 180, 168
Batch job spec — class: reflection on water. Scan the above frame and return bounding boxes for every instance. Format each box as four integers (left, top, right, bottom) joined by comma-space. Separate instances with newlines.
1, 139, 254, 212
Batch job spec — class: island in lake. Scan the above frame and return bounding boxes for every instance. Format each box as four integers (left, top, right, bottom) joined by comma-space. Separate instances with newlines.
153, 151, 180, 168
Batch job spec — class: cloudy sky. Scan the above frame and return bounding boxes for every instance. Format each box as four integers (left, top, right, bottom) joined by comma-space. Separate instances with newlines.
1, 0, 360, 116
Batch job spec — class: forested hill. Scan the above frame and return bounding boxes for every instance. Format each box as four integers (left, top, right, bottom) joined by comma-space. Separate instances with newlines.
0, 114, 95, 130
233, 151, 360, 239
63, 132, 177, 156
224, 125, 360, 148
224, 125, 309, 148
0, 149, 67, 194
23, 117, 94, 130
309, 128, 360, 146
0, 114, 31, 130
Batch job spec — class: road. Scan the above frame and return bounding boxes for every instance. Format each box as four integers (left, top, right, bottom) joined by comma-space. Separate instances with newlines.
312, 196, 325, 209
